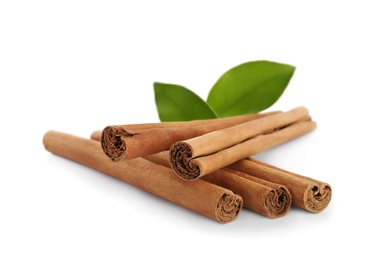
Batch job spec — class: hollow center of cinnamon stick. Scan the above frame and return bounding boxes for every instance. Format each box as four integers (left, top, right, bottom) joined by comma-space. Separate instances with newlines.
169, 142, 201, 180
101, 127, 128, 161
216, 193, 243, 223
305, 184, 332, 213
265, 187, 291, 216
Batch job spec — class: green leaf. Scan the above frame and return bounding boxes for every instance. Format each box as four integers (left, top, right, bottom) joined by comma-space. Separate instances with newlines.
206, 60, 295, 117
154, 82, 218, 122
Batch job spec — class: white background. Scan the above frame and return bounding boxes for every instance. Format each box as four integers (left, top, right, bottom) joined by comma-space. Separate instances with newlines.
1, 1, 389, 259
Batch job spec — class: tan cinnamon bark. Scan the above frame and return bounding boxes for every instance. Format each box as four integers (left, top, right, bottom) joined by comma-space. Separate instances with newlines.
229, 158, 332, 213
144, 151, 291, 218
203, 169, 291, 218
169, 107, 315, 181
43, 130, 243, 223
100, 111, 278, 161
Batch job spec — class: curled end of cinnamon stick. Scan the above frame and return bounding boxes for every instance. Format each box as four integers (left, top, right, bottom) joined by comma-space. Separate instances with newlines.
304, 183, 332, 213
265, 187, 292, 218
169, 142, 201, 181
216, 192, 243, 223
101, 126, 130, 161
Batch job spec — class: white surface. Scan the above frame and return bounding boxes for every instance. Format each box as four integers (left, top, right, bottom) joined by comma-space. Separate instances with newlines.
1, 1, 389, 259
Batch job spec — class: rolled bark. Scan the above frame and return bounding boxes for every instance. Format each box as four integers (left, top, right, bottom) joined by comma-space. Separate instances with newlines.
43, 130, 243, 223
169, 107, 315, 181
100, 111, 278, 161
229, 158, 332, 213
145, 151, 292, 218
203, 169, 291, 218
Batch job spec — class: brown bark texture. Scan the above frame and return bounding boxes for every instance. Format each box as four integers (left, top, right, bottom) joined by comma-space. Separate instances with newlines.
43, 130, 243, 223
145, 151, 291, 218
229, 158, 332, 213
169, 107, 315, 181
99, 112, 278, 161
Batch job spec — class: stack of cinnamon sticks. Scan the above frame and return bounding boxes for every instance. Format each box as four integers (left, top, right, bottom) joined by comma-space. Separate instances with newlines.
43, 106, 332, 223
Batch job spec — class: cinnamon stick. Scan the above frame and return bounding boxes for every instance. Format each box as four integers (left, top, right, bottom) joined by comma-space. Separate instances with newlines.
43, 130, 243, 223
229, 158, 332, 213
100, 111, 278, 161
145, 151, 292, 218
169, 106, 315, 181
203, 169, 292, 218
